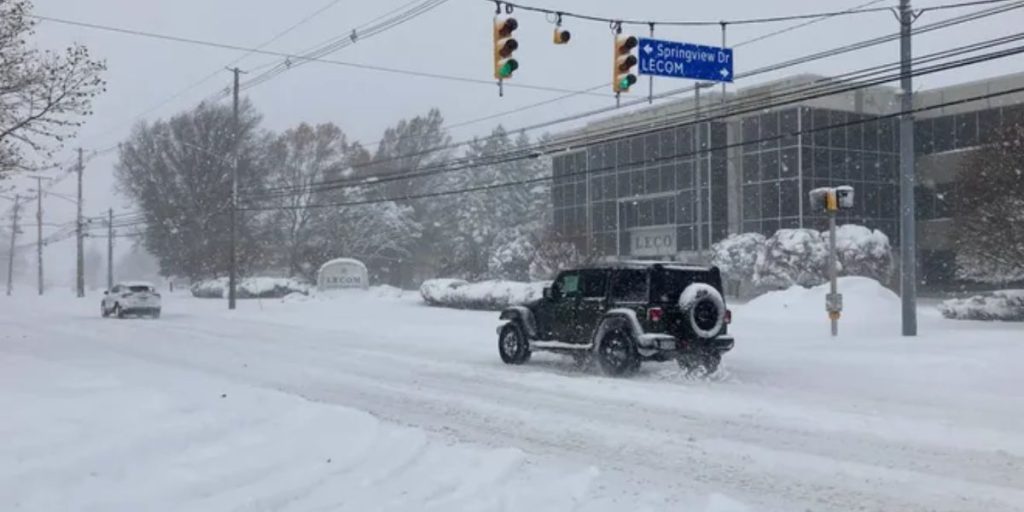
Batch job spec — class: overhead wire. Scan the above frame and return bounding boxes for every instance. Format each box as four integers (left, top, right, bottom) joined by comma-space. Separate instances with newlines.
266, 0, 1024, 188
244, 38, 1024, 201
238, 82, 1024, 212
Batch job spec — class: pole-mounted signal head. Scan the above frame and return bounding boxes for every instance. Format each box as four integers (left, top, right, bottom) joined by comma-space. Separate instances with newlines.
553, 27, 571, 45
493, 15, 519, 79
613, 34, 638, 93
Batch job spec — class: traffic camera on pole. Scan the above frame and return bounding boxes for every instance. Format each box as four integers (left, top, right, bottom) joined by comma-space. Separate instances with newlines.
613, 33, 638, 93
493, 15, 519, 80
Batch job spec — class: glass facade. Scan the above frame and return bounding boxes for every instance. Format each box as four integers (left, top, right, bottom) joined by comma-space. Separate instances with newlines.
551, 122, 728, 258
742, 107, 900, 241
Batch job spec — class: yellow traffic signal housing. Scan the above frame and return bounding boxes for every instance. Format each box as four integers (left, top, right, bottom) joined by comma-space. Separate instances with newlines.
493, 16, 519, 79
553, 27, 571, 45
613, 34, 638, 93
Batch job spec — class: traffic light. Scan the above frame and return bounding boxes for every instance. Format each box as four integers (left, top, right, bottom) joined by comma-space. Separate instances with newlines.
493, 16, 519, 80
553, 27, 571, 45
613, 33, 638, 93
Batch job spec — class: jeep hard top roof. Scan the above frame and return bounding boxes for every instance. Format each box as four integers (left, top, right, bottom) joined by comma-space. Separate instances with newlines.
577, 261, 715, 272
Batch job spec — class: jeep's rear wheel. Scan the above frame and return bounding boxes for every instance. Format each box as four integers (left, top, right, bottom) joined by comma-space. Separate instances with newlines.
498, 323, 530, 365
597, 328, 640, 377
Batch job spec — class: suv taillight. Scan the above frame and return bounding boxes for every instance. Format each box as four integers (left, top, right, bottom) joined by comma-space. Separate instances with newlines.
725, 309, 732, 324
647, 307, 663, 322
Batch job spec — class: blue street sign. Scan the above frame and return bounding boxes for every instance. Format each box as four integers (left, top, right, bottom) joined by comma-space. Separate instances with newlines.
637, 37, 733, 83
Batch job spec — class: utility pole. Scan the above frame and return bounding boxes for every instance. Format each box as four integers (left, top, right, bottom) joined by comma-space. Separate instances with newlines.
898, 0, 918, 336
76, 147, 85, 298
107, 208, 113, 290
6, 195, 19, 296
36, 177, 43, 295
228, 67, 240, 310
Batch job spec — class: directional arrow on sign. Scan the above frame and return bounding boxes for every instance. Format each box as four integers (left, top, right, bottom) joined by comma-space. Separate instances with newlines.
643, 43, 654, 55
720, 68, 730, 79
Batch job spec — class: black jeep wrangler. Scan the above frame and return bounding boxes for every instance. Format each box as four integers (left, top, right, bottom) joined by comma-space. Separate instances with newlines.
497, 262, 734, 376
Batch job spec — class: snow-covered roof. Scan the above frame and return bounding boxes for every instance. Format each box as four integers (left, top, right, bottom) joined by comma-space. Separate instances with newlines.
318, 258, 367, 273
581, 261, 713, 271
118, 280, 156, 288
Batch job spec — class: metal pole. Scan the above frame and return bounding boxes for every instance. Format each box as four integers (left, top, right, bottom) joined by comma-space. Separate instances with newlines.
76, 147, 85, 298
229, 67, 240, 310
694, 83, 703, 260
36, 177, 43, 295
720, 22, 727, 110
898, 0, 918, 336
107, 208, 113, 290
829, 211, 838, 336
647, 23, 655, 105
6, 195, 19, 296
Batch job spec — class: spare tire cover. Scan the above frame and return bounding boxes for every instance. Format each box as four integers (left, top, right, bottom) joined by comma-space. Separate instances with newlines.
678, 283, 725, 339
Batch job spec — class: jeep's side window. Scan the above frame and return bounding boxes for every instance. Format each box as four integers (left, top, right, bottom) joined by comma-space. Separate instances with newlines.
579, 270, 608, 298
554, 272, 580, 298
610, 270, 647, 302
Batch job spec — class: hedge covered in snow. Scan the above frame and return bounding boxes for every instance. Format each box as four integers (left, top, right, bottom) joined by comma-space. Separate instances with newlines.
938, 290, 1024, 322
420, 279, 547, 311
190, 277, 311, 299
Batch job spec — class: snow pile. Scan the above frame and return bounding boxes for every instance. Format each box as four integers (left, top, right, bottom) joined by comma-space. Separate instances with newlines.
939, 290, 1024, 322
190, 277, 311, 299
420, 279, 546, 310
0, 354, 605, 512
745, 276, 900, 328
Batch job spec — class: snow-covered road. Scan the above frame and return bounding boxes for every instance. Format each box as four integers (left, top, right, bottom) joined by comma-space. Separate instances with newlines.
3, 280, 1023, 511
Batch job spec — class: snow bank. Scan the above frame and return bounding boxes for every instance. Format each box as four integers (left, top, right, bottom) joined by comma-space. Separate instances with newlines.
745, 276, 900, 328
420, 279, 546, 310
190, 277, 311, 299
939, 290, 1024, 322
0, 354, 604, 512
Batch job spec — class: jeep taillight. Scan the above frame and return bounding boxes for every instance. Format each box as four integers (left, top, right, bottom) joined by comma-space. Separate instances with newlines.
648, 307, 663, 322
725, 309, 732, 324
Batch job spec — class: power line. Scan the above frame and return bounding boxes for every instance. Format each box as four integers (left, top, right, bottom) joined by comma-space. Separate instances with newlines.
269, 0, 1024, 189
239, 83, 1024, 212
245, 40, 1024, 201
492, 0, 1016, 27
28, 13, 612, 98
82, 0, 348, 149
249, 26, 1024, 200
229, 0, 453, 98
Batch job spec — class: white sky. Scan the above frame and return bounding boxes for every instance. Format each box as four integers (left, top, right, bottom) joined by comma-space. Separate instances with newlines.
3, 0, 1021, 289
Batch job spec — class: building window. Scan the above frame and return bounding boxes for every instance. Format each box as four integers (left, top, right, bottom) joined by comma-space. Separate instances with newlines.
956, 112, 978, 149
933, 115, 955, 153
761, 181, 780, 219
780, 179, 800, 217
781, 148, 798, 178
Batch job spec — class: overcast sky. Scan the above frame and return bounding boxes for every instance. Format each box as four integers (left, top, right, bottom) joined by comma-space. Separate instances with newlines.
3, 0, 1021, 289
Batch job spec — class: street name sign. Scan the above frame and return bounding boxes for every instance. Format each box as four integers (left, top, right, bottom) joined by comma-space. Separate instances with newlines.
637, 37, 733, 83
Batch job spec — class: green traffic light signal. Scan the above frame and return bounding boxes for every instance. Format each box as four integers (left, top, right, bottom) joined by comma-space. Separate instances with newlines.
618, 74, 636, 90
499, 59, 519, 78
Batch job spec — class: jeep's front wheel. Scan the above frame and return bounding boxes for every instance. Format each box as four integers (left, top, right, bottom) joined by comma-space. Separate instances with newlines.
596, 328, 640, 377
498, 323, 531, 365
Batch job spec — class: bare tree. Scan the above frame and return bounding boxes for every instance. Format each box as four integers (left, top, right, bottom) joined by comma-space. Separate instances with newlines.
0, 0, 106, 174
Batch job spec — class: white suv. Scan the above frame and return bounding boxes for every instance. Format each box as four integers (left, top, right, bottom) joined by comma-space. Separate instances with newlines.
102, 281, 162, 319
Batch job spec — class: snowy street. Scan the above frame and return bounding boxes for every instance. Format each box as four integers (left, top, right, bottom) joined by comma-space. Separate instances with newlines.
3, 282, 1023, 512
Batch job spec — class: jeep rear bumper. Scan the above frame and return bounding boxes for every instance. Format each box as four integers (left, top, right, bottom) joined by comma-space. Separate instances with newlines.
638, 334, 734, 356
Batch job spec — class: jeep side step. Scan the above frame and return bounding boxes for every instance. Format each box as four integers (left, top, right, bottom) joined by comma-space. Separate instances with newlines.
529, 341, 593, 351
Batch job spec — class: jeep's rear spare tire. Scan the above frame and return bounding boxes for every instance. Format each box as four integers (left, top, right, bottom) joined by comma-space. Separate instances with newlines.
498, 323, 531, 365
679, 283, 725, 339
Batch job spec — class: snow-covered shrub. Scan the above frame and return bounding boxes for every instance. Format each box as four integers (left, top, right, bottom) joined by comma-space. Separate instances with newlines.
938, 290, 1024, 322
754, 229, 830, 290
487, 228, 536, 281
420, 279, 546, 311
190, 277, 310, 299
711, 233, 765, 284
833, 225, 893, 283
